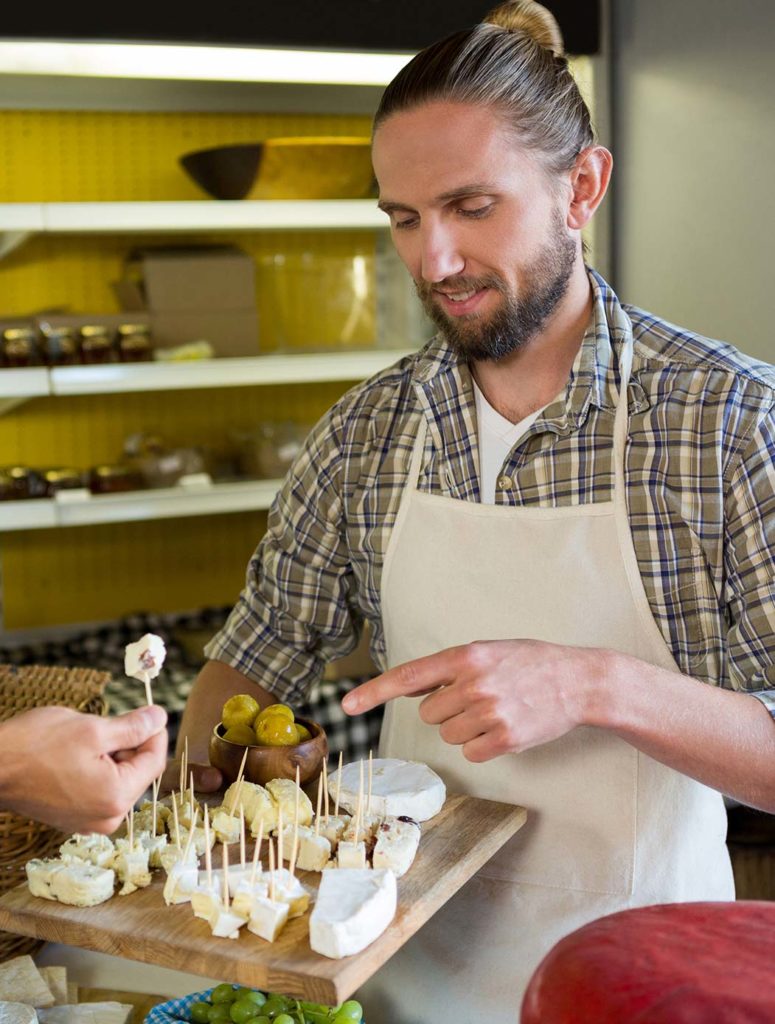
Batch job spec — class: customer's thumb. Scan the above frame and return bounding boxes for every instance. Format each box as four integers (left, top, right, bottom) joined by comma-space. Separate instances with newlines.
106, 705, 168, 751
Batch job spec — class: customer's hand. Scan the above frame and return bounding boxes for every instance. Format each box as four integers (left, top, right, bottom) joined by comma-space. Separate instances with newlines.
0, 704, 169, 833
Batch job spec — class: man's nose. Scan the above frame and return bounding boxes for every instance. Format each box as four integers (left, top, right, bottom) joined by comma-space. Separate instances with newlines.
420, 226, 465, 283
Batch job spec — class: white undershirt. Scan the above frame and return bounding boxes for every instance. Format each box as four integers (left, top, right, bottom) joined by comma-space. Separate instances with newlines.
473, 380, 545, 504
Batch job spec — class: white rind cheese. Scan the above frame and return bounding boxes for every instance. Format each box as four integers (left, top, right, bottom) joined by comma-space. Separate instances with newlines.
328, 759, 446, 822
49, 862, 115, 907
0, 1004, 41, 1024
310, 868, 397, 959
38, 1004, 133, 1023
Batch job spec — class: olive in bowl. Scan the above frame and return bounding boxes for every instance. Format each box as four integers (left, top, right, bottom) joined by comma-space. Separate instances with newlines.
209, 715, 328, 788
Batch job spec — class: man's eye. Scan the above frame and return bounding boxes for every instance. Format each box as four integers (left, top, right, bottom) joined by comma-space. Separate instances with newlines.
393, 216, 418, 230
459, 204, 492, 219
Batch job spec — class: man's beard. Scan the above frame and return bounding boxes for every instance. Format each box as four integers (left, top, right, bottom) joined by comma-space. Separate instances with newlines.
415, 225, 578, 362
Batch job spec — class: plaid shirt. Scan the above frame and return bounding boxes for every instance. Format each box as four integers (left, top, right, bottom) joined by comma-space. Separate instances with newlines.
206, 270, 775, 718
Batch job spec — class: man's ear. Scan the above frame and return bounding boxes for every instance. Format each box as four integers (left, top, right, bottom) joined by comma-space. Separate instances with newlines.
566, 146, 613, 230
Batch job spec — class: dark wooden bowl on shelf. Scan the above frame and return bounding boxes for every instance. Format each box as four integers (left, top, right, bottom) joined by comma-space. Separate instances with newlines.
208, 716, 328, 787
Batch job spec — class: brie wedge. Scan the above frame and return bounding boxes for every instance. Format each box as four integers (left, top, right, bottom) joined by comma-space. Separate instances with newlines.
310, 868, 397, 959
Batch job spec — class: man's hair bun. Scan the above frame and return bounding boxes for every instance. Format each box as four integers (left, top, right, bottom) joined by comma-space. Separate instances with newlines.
484, 0, 565, 57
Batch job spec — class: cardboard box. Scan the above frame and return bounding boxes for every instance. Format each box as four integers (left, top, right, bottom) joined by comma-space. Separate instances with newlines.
114, 245, 260, 358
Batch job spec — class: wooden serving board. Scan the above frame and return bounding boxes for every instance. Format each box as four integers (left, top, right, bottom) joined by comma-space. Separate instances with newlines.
0, 794, 525, 1006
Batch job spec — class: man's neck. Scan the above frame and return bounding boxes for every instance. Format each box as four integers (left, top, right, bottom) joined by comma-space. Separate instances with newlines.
470, 266, 593, 424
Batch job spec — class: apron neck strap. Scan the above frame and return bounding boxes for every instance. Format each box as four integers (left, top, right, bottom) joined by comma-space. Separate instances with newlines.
612, 337, 634, 502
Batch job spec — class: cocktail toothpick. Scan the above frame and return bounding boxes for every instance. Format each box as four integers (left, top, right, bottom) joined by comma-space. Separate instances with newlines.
367, 749, 373, 817
314, 773, 323, 838
269, 839, 276, 902
239, 807, 246, 869
222, 842, 230, 909
204, 804, 213, 886
334, 751, 343, 818
277, 806, 284, 867
250, 819, 264, 886
323, 759, 330, 822
151, 778, 159, 837
172, 794, 181, 850
182, 807, 199, 863
228, 747, 249, 817
355, 759, 364, 840
125, 812, 133, 854
290, 766, 300, 877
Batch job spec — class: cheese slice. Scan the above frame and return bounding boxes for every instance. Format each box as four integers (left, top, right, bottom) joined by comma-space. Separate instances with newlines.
0, 1003, 39, 1023
310, 868, 397, 959
328, 758, 446, 821
38, 1003, 133, 1023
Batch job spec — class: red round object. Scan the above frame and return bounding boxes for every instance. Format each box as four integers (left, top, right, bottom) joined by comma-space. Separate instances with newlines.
521, 901, 775, 1023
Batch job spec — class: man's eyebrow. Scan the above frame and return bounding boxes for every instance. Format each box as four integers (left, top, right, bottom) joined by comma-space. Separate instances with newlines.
378, 183, 498, 214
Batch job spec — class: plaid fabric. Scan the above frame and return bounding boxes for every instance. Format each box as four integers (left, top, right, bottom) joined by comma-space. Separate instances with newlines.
0, 609, 381, 765
145, 986, 215, 1023
206, 269, 775, 715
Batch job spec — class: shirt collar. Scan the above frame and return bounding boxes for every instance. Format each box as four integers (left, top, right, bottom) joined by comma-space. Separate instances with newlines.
411, 268, 649, 439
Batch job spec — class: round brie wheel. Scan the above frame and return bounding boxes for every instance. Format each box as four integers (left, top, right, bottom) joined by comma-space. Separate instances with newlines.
327, 757, 446, 822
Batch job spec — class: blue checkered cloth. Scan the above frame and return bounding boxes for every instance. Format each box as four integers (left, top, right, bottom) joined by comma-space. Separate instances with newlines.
145, 986, 216, 1023
144, 985, 365, 1022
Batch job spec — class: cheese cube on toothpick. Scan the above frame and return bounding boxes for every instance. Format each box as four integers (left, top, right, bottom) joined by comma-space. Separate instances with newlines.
124, 633, 166, 706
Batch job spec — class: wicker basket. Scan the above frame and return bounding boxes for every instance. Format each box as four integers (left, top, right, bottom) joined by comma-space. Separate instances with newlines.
0, 664, 110, 962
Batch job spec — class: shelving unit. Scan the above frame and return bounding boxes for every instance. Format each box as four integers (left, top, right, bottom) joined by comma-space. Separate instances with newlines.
0, 349, 414, 408
0, 478, 284, 532
0, 199, 387, 258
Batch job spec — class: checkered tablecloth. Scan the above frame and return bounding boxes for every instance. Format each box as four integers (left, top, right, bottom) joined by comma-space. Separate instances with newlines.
0, 608, 383, 765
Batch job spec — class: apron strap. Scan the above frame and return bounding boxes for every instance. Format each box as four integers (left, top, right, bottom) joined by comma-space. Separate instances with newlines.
612, 337, 634, 506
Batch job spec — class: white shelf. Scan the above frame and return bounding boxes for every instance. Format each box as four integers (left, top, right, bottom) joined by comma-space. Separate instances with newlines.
0, 479, 283, 532
0, 367, 51, 414
0, 200, 387, 256
42, 349, 410, 396
0, 499, 58, 531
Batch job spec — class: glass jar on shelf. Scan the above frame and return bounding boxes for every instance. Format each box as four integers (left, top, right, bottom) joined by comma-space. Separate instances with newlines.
39, 324, 80, 366
80, 325, 116, 364
2, 327, 42, 367
117, 323, 154, 363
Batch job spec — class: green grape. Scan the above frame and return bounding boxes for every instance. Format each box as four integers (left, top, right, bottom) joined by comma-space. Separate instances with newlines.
332, 1001, 363, 1024
190, 1002, 212, 1024
261, 995, 293, 1017
252, 1019, 272, 1024
236, 990, 267, 1007
207, 1006, 233, 1023
231, 998, 266, 1024
212, 984, 238, 1004
273, 1016, 295, 1024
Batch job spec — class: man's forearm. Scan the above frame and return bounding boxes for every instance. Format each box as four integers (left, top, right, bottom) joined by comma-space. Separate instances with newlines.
176, 659, 276, 763
595, 650, 775, 812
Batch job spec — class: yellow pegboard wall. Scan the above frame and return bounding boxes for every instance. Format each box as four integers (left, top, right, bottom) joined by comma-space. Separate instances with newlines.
0, 107, 378, 630
2, 511, 269, 630
0, 110, 373, 202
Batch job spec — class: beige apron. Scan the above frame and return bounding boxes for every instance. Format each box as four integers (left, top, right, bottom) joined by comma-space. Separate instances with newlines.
358, 337, 734, 1024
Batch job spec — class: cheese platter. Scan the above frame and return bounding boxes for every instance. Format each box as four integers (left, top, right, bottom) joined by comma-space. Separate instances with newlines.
0, 793, 526, 1006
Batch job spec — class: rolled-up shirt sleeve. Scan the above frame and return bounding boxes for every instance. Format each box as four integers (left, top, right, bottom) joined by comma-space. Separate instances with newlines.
205, 403, 363, 705
723, 404, 775, 715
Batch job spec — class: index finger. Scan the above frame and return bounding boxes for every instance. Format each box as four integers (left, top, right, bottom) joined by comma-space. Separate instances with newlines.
341, 646, 464, 715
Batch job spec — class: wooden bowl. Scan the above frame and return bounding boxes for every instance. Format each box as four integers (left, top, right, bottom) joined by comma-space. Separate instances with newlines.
179, 137, 374, 200
208, 716, 328, 787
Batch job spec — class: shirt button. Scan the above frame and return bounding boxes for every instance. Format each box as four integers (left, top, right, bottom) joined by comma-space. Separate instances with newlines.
498, 475, 513, 490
